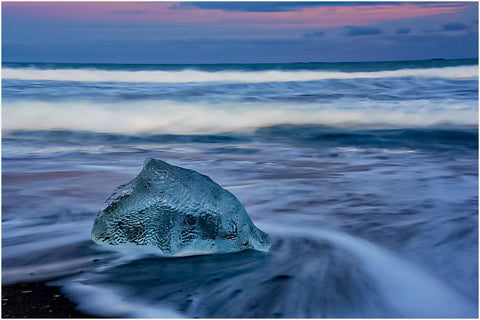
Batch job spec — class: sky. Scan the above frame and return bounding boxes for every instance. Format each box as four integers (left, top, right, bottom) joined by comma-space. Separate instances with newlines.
2, 1, 478, 63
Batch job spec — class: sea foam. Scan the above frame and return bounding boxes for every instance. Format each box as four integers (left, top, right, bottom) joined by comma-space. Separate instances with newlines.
62, 279, 184, 318
2, 65, 478, 83
2, 99, 477, 134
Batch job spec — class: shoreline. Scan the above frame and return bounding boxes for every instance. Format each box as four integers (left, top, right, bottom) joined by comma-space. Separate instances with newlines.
2, 281, 99, 318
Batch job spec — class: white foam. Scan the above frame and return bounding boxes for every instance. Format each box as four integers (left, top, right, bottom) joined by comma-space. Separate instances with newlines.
2, 65, 478, 83
89, 242, 211, 265
62, 279, 184, 318
259, 222, 477, 318
2, 99, 477, 134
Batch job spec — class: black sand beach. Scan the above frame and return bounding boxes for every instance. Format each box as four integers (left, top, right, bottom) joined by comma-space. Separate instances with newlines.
2, 282, 98, 318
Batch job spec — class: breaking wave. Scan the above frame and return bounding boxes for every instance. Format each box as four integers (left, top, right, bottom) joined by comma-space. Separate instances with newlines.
2, 99, 477, 134
2, 65, 478, 83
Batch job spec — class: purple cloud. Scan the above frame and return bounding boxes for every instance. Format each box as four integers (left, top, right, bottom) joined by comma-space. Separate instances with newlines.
344, 26, 383, 36
395, 27, 411, 34
304, 30, 326, 38
442, 22, 469, 31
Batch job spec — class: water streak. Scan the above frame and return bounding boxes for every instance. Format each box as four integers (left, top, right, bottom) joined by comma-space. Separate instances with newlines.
261, 223, 477, 318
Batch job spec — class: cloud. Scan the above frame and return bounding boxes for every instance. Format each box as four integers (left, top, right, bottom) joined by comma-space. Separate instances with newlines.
442, 22, 469, 31
395, 27, 411, 34
107, 10, 150, 15
182, 2, 409, 13
303, 30, 326, 38
182, 2, 324, 12
344, 26, 382, 36
2, 2, 475, 29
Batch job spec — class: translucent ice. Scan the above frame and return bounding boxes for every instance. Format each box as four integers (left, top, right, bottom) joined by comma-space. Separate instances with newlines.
91, 158, 270, 256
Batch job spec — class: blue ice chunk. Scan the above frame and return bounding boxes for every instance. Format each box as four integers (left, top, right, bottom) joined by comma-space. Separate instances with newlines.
91, 158, 270, 256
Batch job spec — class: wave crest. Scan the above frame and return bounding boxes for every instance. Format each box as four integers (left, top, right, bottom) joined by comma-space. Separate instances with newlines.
2, 65, 478, 83
2, 100, 477, 134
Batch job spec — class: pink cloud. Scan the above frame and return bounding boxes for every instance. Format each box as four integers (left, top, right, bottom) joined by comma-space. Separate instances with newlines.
3, 1, 473, 28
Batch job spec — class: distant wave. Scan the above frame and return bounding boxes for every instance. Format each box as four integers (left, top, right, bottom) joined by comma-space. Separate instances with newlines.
2, 100, 477, 134
2, 65, 477, 83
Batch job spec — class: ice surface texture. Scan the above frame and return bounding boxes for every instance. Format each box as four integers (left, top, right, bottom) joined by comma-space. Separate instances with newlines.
91, 158, 270, 256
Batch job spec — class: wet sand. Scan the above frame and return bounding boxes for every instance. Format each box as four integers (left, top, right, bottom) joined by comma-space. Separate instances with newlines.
2, 282, 99, 318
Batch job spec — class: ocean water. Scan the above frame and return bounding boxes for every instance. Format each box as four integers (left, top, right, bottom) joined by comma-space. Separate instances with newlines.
2, 59, 478, 318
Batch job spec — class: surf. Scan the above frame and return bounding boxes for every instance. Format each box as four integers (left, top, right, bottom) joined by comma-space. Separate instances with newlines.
2, 99, 477, 134
2, 65, 478, 83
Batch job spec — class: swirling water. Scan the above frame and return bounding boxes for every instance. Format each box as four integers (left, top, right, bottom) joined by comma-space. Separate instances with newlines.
2, 59, 478, 318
